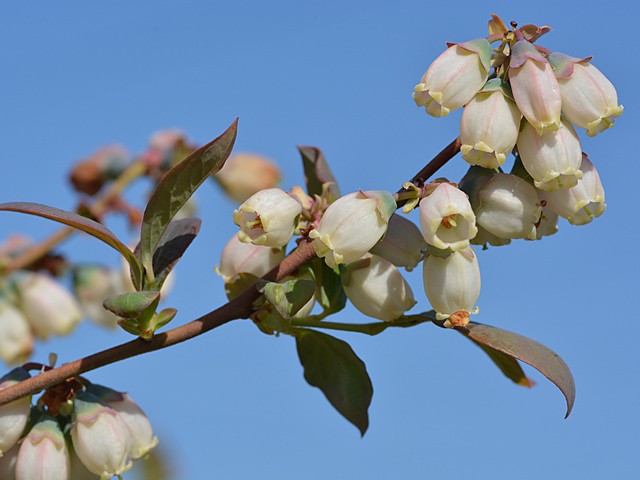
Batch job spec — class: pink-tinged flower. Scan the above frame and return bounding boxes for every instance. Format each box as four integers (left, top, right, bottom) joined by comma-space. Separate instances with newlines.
419, 183, 478, 251
548, 52, 623, 136
471, 173, 542, 240
539, 154, 606, 225
516, 118, 583, 191
71, 392, 133, 479
233, 188, 302, 248
460, 79, 522, 168
370, 214, 426, 271
0, 298, 33, 364
342, 254, 416, 322
0, 368, 32, 456
216, 233, 286, 283
13, 272, 82, 340
509, 40, 562, 134
16, 415, 70, 480
310, 190, 396, 268
87, 385, 158, 460
413, 38, 492, 117
214, 153, 282, 203
423, 247, 481, 326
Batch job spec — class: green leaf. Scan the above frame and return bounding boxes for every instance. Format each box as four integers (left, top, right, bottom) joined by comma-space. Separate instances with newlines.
260, 279, 316, 320
139, 119, 238, 279
134, 217, 201, 290
0, 202, 143, 289
295, 328, 373, 435
458, 322, 575, 417
469, 340, 533, 387
103, 291, 160, 319
310, 258, 346, 315
297, 146, 340, 199
151, 308, 178, 331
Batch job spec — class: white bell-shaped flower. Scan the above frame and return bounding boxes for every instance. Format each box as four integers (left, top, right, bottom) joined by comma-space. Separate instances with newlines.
216, 233, 285, 283
214, 152, 282, 203
539, 154, 606, 225
517, 118, 583, 191
0, 444, 18, 478
509, 40, 562, 134
0, 298, 33, 364
548, 53, 623, 137
423, 248, 481, 326
310, 190, 396, 269
16, 415, 70, 480
13, 272, 82, 340
0, 368, 32, 456
413, 38, 491, 117
342, 254, 416, 322
460, 79, 522, 168
73, 266, 123, 328
370, 214, 426, 271
71, 392, 133, 480
419, 183, 478, 251
473, 173, 542, 241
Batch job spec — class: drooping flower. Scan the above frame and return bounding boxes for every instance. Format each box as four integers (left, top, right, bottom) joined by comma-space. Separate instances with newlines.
419, 183, 478, 251
548, 52, 623, 137
0, 298, 33, 364
509, 40, 562, 134
216, 233, 286, 283
0, 368, 32, 456
233, 188, 302, 248
73, 265, 123, 328
460, 79, 522, 168
413, 38, 492, 117
214, 152, 282, 203
342, 254, 416, 322
310, 190, 396, 269
16, 415, 70, 480
370, 214, 426, 271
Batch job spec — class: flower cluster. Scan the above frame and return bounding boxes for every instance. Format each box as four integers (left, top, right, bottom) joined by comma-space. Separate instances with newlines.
413, 15, 620, 226
0, 367, 157, 480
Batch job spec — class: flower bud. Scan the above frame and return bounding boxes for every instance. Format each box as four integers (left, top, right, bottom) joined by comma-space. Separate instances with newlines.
343, 254, 416, 321
370, 214, 426, 271
144, 129, 193, 171
16, 415, 70, 480
516, 118, 583, 191
73, 266, 123, 328
70, 145, 130, 196
0, 368, 32, 456
310, 190, 396, 269
13, 272, 82, 340
423, 247, 481, 326
216, 234, 285, 283
87, 385, 158, 460
539, 154, 606, 225
71, 392, 133, 479
548, 53, 623, 136
509, 40, 562, 134
413, 38, 491, 117
0, 298, 33, 364
214, 153, 282, 203
419, 183, 478, 251
460, 79, 522, 168
233, 188, 302, 248
472, 173, 542, 240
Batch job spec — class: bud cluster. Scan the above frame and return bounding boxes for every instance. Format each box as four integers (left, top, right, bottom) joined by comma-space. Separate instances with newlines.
0, 367, 157, 480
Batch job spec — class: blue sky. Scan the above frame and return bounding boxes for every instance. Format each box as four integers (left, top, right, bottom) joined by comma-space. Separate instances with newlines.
1, 1, 638, 478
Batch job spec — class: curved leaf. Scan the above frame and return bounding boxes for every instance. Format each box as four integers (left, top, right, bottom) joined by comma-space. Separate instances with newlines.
140, 119, 238, 278
295, 328, 372, 435
103, 291, 160, 319
469, 340, 534, 387
459, 322, 575, 417
0, 202, 143, 288
297, 146, 340, 199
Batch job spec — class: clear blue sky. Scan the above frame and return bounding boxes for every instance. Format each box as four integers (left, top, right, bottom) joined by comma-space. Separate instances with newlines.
1, 1, 638, 478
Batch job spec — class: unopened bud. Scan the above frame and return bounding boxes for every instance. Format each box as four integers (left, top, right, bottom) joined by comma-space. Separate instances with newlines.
16, 415, 70, 480
370, 214, 425, 270
73, 265, 123, 328
0, 298, 33, 364
214, 153, 282, 203
216, 234, 285, 283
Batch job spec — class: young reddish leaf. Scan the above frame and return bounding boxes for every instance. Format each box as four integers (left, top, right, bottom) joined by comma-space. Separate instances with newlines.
459, 322, 575, 417
140, 120, 238, 279
297, 146, 341, 199
0, 202, 143, 288
468, 339, 534, 387
295, 328, 372, 436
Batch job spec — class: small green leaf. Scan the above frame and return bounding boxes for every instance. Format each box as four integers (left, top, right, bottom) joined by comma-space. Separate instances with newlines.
260, 279, 316, 319
458, 322, 575, 417
103, 291, 160, 319
297, 146, 340, 199
140, 120, 238, 279
295, 328, 373, 435
151, 308, 178, 331
310, 258, 346, 314
0, 202, 143, 289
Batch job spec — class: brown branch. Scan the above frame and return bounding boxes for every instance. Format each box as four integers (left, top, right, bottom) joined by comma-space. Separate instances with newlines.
0, 240, 317, 407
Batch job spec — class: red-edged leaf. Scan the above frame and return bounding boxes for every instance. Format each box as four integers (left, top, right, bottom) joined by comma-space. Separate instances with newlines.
297, 146, 340, 199
459, 322, 575, 417
0, 202, 143, 288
